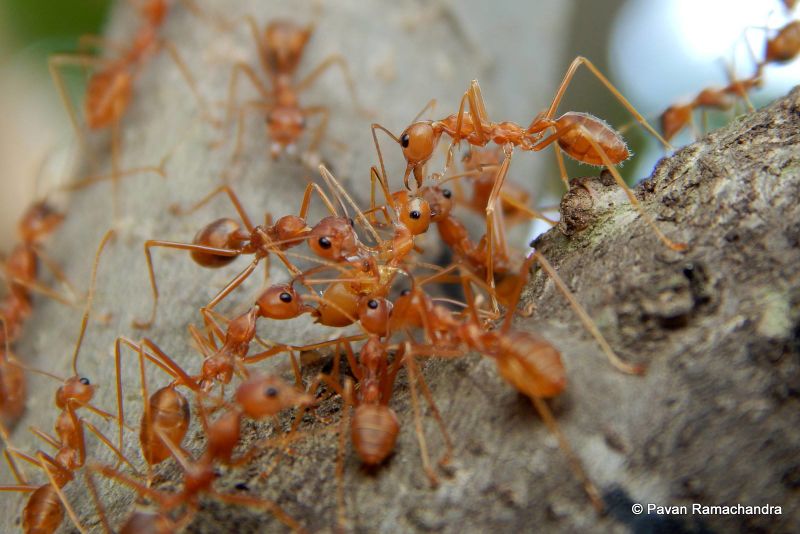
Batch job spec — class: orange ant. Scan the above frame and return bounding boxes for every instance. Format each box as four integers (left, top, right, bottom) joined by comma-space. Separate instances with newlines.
0, 202, 79, 345
405, 255, 623, 511
0, 230, 135, 533
90, 373, 312, 532
758, 19, 800, 72
48, 0, 215, 216
223, 15, 366, 161
372, 59, 686, 255
134, 180, 345, 328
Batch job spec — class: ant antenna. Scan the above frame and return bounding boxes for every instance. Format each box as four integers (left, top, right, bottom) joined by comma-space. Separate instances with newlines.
71, 229, 115, 376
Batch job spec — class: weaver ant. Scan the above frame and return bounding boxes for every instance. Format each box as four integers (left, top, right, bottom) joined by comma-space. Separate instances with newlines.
134, 179, 348, 328
0, 230, 134, 533
0, 202, 79, 346
372, 58, 686, 256
90, 373, 312, 532
223, 16, 366, 162
48, 0, 215, 216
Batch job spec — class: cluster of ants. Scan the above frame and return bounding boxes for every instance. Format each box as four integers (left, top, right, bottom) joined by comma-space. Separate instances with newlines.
1, 1, 797, 532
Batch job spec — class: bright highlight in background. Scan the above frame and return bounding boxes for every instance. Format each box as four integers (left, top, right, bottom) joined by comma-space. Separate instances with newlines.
611, 0, 800, 111
609, 0, 799, 182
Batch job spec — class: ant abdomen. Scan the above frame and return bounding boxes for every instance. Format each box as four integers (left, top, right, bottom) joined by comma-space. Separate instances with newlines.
352, 404, 400, 465
140, 385, 190, 465
766, 20, 800, 63
0, 359, 26, 425
190, 218, 245, 267
22, 485, 64, 534
316, 282, 359, 327
554, 112, 629, 166
495, 332, 566, 399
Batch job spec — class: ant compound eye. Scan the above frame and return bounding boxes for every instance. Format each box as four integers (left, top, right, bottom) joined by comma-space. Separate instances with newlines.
368, 299, 379, 309
400, 289, 411, 296
264, 386, 279, 398
235, 482, 249, 491
442, 188, 452, 198
318, 236, 332, 249
349, 218, 355, 227
401, 133, 410, 148
409, 210, 421, 220
79, 377, 90, 385
279, 292, 293, 303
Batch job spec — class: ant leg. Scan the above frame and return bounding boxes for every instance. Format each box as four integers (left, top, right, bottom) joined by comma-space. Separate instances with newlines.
530, 397, 604, 513
544, 56, 672, 150
38, 453, 89, 533
90, 463, 167, 507
198, 308, 228, 345
47, 54, 110, 160
1, 272, 77, 308
578, 126, 687, 251
371, 122, 403, 191
82, 420, 137, 472
222, 61, 271, 130
336, 377, 354, 532
161, 39, 220, 126
368, 166, 397, 225
295, 53, 370, 115
82, 469, 112, 534
30, 246, 81, 303
133, 240, 242, 329
297, 181, 339, 219
406, 350, 446, 487
232, 101, 272, 162
171, 184, 255, 231
530, 249, 644, 375
303, 105, 331, 158
244, 15, 273, 83
484, 146, 514, 313
211, 491, 305, 532
204, 258, 260, 312
71, 229, 115, 376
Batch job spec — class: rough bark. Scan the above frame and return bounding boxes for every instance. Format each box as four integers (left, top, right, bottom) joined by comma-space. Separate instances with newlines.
2, 1, 798, 533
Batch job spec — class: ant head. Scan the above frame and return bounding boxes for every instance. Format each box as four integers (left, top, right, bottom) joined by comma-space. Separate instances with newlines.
18, 202, 64, 243
266, 107, 306, 148
191, 218, 242, 268
256, 284, 309, 320
235, 374, 313, 420
264, 21, 312, 74
358, 296, 393, 337
307, 216, 359, 261
420, 186, 453, 222
393, 192, 431, 235
399, 122, 437, 167
273, 215, 311, 243
55, 376, 95, 409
